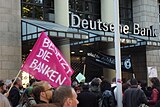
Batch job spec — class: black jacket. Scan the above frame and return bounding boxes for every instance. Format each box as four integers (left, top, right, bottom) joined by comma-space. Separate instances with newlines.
78, 90, 98, 107
8, 86, 21, 107
154, 100, 160, 107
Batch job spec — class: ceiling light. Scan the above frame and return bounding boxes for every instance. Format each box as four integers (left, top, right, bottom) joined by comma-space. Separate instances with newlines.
71, 52, 75, 54
79, 50, 83, 53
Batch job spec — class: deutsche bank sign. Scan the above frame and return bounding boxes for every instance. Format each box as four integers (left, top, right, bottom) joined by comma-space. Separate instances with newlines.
70, 13, 158, 37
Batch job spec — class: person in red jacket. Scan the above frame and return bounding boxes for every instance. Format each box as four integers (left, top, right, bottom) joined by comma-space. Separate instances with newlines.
148, 77, 160, 107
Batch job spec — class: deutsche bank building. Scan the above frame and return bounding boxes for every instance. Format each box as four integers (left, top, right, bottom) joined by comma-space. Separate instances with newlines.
0, 0, 160, 83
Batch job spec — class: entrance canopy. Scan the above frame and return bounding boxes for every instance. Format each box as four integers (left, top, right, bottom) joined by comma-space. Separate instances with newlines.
22, 19, 160, 49
22, 19, 89, 42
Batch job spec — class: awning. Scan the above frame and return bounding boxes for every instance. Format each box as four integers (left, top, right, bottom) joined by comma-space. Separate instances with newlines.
21, 19, 160, 48
21, 19, 89, 41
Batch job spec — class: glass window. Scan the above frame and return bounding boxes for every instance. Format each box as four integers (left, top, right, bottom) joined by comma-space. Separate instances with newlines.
69, 0, 101, 21
22, 0, 54, 22
120, 0, 133, 32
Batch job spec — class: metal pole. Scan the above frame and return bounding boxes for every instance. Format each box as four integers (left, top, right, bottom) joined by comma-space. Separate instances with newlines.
83, 64, 86, 76
114, 0, 123, 107
133, 73, 136, 79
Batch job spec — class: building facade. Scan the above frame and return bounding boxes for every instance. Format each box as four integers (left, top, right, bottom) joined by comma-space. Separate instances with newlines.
0, 1, 21, 80
0, 0, 160, 83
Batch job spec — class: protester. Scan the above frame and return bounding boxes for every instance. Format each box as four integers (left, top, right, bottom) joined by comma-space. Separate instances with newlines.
31, 103, 60, 107
111, 77, 117, 106
74, 85, 81, 94
89, 78, 101, 100
32, 81, 54, 104
123, 78, 147, 107
99, 80, 115, 107
139, 80, 152, 98
18, 86, 37, 107
29, 78, 37, 86
4, 79, 12, 94
77, 83, 98, 107
148, 77, 160, 106
8, 77, 22, 107
111, 77, 116, 88
52, 86, 79, 107
72, 81, 81, 94
0, 80, 6, 94
90, 78, 101, 92
0, 93, 11, 107
122, 82, 130, 94
5, 79, 12, 89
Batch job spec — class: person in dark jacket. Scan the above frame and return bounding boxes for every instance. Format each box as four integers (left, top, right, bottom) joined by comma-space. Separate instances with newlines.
77, 83, 98, 107
139, 80, 152, 98
89, 78, 102, 101
100, 80, 115, 107
8, 77, 22, 107
123, 78, 148, 107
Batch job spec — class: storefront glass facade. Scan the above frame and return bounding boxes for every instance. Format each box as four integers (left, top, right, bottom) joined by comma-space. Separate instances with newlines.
120, 0, 133, 31
69, 0, 101, 21
22, 0, 54, 22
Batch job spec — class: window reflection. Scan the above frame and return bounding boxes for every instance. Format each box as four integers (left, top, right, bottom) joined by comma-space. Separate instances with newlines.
120, 0, 133, 32
22, 0, 54, 22
69, 0, 101, 21
35, 0, 43, 4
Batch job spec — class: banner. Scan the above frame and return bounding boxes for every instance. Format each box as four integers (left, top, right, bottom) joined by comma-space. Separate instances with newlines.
21, 32, 74, 87
85, 51, 132, 72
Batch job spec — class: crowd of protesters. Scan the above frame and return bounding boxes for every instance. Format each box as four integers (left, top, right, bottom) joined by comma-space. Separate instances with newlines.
1, 77, 160, 107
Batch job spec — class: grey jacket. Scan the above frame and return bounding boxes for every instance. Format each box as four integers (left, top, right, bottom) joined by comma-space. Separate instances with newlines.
123, 86, 148, 107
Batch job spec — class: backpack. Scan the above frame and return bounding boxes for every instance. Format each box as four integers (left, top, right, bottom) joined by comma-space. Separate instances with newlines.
16, 93, 36, 107
99, 90, 115, 107
111, 86, 117, 106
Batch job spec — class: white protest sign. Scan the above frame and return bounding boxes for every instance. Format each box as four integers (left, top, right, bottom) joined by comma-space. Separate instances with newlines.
147, 66, 158, 78
76, 73, 85, 83
22, 72, 29, 88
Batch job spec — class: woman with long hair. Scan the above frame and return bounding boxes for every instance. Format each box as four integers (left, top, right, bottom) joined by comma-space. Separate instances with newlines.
148, 77, 160, 106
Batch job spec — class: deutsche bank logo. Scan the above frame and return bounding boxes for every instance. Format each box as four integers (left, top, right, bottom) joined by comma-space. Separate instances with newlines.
124, 59, 131, 69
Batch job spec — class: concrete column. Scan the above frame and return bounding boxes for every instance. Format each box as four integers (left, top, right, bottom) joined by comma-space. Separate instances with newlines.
54, 0, 70, 64
103, 43, 116, 82
101, 0, 114, 23
54, 0, 69, 27
58, 39, 71, 64
0, 0, 21, 80
101, 0, 116, 82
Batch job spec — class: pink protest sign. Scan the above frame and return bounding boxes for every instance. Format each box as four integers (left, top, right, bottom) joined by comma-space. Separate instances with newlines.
21, 32, 74, 87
